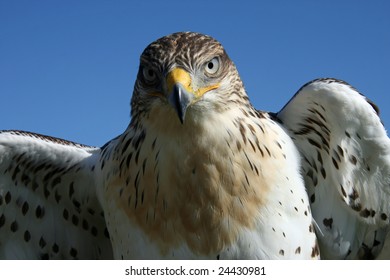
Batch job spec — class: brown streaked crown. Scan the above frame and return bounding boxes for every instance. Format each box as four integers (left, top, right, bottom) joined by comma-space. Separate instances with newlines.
140, 32, 228, 71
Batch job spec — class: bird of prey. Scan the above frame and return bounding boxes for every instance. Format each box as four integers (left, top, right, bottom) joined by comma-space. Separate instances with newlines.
1, 32, 389, 260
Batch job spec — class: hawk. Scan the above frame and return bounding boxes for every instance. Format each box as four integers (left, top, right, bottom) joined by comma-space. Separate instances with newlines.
1, 32, 389, 259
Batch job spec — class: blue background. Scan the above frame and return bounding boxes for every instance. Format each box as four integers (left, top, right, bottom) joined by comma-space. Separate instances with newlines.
1, 0, 389, 146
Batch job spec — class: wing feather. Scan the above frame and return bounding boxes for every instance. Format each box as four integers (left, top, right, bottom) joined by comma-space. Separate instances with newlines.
276, 78, 390, 259
0, 130, 112, 259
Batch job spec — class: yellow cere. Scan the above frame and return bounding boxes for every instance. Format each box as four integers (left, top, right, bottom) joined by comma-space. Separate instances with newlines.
166, 68, 219, 98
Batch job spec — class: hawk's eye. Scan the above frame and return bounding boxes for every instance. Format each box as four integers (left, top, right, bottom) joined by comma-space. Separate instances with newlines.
204, 57, 220, 76
142, 67, 158, 83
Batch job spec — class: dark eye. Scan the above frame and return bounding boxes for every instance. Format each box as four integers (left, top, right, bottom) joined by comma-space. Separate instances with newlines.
204, 57, 220, 75
142, 67, 158, 83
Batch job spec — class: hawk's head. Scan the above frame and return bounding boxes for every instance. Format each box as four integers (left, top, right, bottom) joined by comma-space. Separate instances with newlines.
130, 32, 248, 125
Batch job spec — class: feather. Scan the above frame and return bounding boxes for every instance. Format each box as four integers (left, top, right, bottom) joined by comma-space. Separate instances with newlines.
277, 78, 390, 259
0, 130, 112, 259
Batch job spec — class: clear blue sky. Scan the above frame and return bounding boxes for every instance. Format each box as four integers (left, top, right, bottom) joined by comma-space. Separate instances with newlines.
1, 0, 389, 146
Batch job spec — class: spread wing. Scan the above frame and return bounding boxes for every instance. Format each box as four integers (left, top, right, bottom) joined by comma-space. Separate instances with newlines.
0, 130, 113, 259
276, 78, 390, 259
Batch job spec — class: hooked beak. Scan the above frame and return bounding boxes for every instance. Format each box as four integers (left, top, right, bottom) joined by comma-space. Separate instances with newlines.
166, 68, 220, 124
168, 83, 193, 124
166, 68, 194, 124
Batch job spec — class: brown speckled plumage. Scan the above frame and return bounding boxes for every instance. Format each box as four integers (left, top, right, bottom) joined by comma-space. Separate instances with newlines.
1, 32, 390, 260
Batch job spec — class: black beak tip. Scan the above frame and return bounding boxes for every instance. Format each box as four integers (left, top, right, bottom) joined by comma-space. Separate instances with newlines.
170, 83, 191, 125
179, 115, 185, 124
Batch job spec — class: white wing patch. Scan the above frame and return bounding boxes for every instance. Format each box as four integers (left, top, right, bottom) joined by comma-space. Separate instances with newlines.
277, 78, 390, 259
0, 131, 112, 259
